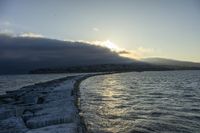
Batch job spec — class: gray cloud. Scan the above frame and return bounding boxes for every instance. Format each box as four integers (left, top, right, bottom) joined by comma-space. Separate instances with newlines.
117, 50, 131, 54
0, 34, 134, 74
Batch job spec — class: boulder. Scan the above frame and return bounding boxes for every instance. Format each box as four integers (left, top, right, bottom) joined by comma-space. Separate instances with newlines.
26, 123, 78, 133
0, 117, 28, 133
0, 106, 15, 120
26, 111, 76, 129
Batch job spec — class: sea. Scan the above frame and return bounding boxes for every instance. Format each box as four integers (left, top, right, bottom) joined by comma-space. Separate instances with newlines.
0, 73, 81, 95
80, 70, 200, 133
0, 71, 199, 133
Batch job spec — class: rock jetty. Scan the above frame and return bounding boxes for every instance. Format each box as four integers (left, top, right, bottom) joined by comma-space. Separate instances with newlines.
0, 74, 94, 133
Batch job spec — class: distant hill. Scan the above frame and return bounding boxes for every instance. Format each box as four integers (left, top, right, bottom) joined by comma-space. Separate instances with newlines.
30, 63, 171, 74
141, 58, 200, 69
30, 58, 200, 74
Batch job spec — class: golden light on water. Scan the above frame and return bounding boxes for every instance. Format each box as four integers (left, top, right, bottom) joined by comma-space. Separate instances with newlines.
104, 89, 114, 97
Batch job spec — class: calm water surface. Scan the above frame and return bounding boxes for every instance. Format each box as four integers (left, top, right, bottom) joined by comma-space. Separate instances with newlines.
80, 71, 200, 133
0, 73, 81, 95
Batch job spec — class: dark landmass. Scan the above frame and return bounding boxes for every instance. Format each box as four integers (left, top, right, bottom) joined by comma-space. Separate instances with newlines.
29, 62, 200, 74
141, 57, 200, 70
0, 34, 133, 74
142, 57, 200, 67
1, 34, 200, 75
30, 58, 200, 74
29, 63, 167, 74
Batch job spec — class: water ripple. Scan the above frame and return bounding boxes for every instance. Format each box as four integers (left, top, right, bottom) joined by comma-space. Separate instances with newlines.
80, 71, 200, 133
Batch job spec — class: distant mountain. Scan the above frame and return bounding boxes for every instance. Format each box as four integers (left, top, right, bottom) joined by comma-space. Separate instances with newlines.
141, 57, 200, 69
30, 63, 171, 74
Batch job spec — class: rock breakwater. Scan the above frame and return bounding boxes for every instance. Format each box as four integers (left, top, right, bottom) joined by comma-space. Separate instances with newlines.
0, 74, 90, 133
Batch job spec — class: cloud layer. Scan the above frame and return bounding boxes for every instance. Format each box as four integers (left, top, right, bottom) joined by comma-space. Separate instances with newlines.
0, 34, 134, 74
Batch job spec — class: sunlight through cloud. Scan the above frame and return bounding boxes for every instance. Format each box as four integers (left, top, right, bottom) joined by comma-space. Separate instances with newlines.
20, 32, 44, 38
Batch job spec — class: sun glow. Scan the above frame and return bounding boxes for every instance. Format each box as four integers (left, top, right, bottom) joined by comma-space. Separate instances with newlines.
91, 40, 138, 59
77, 39, 138, 59
103, 40, 121, 51
91, 40, 122, 52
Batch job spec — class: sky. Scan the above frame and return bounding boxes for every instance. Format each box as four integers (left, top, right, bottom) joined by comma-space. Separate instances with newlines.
0, 0, 200, 62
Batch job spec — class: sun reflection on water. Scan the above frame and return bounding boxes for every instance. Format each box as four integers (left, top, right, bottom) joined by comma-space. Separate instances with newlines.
80, 71, 200, 133
80, 75, 130, 132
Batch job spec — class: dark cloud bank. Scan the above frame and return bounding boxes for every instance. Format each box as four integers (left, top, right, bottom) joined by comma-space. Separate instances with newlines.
0, 35, 135, 74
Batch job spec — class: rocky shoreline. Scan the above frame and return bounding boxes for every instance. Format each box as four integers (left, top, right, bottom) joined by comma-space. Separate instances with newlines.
0, 73, 104, 133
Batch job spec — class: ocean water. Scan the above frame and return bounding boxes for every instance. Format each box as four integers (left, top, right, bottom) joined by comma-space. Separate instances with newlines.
0, 73, 80, 95
80, 71, 200, 133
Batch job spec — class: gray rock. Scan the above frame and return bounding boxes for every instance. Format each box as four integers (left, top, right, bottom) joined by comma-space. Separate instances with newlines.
22, 94, 39, 105
22, 110, 34, 121
0, 106, 15, 120
26, 111, 76, 129
26, 123, 78, 133
0, 117, 28, 133
0, 74, 93, 133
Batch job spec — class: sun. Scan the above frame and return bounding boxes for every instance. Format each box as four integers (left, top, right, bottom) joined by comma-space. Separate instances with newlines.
103, 40, 121, 51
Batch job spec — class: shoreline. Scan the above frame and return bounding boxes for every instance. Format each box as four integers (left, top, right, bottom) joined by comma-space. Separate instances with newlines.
73, 72, 115, 133
0, 72, 113, 133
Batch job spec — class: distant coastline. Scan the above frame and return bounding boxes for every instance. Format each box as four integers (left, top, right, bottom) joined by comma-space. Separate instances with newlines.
29, 63, 200, 74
